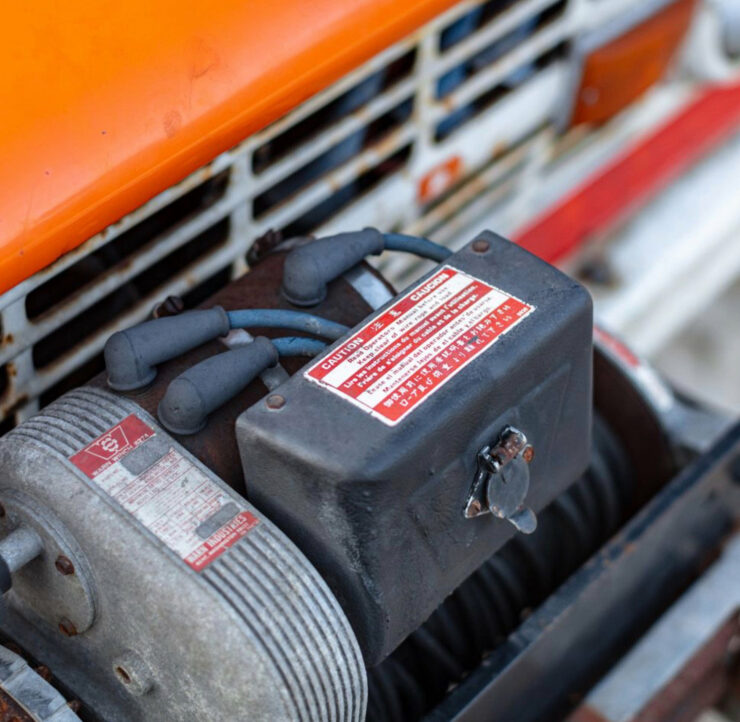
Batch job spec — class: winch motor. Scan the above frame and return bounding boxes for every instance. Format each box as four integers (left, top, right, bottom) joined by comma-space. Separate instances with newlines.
0, 229, 592, 719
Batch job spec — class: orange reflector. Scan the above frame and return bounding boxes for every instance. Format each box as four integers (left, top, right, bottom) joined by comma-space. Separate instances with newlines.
571, 0, 697, 126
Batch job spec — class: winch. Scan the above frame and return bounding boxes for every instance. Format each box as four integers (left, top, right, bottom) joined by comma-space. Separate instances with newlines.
0, 228, 724, 722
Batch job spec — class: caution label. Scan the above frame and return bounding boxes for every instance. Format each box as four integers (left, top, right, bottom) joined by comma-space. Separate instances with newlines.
305, 266, 535, 425
70, 415, 258, 571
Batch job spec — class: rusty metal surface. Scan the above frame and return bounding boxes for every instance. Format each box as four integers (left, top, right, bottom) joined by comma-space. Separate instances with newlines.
638, 616, 739, 722
0, 687, 33, 722
571, 617, 739, 722
569, 532, 740, 722
91, 253, 385, 490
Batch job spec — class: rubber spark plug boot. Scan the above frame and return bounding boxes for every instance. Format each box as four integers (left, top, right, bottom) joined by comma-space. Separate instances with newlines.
281, 228, 385, 306
158, 337, 279, 435
104, 307, 230, 391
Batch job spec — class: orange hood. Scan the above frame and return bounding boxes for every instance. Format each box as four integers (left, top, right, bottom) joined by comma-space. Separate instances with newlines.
0, 0, 457, 293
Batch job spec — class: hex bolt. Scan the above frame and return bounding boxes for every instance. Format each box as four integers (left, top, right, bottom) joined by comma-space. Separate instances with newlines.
266, 394, 286, 410
54, 555, 75, 576
523, 446, 535, 464
58, 618, 77, 637
472, 239, 490, 254
153, 295, 185, 319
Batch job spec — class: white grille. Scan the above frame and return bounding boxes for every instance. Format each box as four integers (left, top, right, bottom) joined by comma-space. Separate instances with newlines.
0, 0, 680, 429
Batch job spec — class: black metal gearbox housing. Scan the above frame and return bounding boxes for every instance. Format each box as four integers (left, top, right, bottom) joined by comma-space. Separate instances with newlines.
236, 232, 594, 664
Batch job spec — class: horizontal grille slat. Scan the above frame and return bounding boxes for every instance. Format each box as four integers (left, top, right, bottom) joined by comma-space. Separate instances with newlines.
0, 0, 581, 430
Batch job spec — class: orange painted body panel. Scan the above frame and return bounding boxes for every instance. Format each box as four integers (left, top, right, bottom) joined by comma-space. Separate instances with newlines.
0, 0, 458, 293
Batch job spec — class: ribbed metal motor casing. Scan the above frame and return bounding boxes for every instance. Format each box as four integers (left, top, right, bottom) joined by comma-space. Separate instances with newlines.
0, 387, 366, 721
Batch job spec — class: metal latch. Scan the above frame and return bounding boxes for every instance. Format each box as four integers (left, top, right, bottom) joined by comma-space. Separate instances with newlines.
464, 426, 537, 534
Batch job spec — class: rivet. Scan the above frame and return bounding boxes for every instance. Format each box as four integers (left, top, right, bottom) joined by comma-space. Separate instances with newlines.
266, 394, 286, 410
472, 239, 490, 253
55, 555, 75, 576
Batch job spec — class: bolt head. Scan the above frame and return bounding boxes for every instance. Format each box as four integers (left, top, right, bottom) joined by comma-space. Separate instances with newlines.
153, 295, 185, 318
55, 555, 75, 576
266, 394, 286, 410
472, 239, 490, 253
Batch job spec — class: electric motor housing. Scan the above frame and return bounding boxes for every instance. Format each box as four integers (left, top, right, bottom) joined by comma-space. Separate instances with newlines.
0, 390, 367, 721
237, 232, 593, 663
0, 246, 386, 720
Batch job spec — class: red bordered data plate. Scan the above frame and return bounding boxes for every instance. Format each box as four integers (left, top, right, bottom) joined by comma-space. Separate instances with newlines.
70, 414, 258, 571
305, 266, 535, 425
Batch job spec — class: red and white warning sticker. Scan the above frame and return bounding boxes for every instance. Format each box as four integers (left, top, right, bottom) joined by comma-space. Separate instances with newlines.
305, 266, 535, 425
70, 415, 258, 571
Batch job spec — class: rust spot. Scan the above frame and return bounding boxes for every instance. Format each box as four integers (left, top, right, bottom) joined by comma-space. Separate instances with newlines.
491, 141, 508, 160
468, 499, 482, 515
3, 334, 13, 345
374, 126, 403, 157
6, 362, 16, 378
441, 95, 456, 113
2, 394, 29, 418
58, 618, 77, 637
0, 686, 35, 721
34, 666, 52, 681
